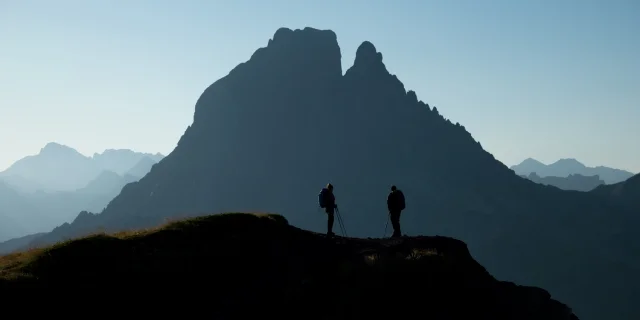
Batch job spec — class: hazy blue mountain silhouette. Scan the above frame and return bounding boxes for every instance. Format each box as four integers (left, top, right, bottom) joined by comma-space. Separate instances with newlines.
0, 157, 155, 243
511, 158, 634, 184
0, 143, 100, 192
0, 143, 165, 192
0, 214, 27, 244
0, 180, 55, 241
18, 27, 639, 320
77, 170, 138, 195
92, 149, 164, 176
0, 180, 134, 244
521, 172, 604, 192
124, 156, 158, 178
0, 175, 134, 243
0, 174, 47, 194
0, 232, 45, 255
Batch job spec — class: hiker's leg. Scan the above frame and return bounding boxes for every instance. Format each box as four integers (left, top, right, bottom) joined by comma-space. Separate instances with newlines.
326, 208, 334, 234
391, 211, 401, 237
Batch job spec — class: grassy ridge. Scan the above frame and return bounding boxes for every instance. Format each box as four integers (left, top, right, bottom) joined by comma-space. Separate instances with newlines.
0, 213, 288, 281
0, 212, 576, 319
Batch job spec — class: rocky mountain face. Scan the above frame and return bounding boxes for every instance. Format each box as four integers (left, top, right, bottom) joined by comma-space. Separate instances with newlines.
22, 27, 639, 320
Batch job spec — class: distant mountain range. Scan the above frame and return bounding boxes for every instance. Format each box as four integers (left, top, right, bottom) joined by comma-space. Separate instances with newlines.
520, 172, 605, 192
0, 143, 164, 241
511, 158, 634, 185
0, 142, 164, 193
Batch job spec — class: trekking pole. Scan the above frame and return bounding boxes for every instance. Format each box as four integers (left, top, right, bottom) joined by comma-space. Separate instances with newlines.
336, 208, 344, 236
383, 214, 389, 238
336, 208, 348, 237
339, 211, 347, 237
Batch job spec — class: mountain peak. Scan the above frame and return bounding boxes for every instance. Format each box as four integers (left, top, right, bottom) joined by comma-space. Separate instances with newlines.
270, 27, 338, 46
555, 158, 582, 164
354, 41, 383, 67
261, 27, 341, 69
521, 158, 543, 165
40, 142, 80, 155
551, 158, 586, 169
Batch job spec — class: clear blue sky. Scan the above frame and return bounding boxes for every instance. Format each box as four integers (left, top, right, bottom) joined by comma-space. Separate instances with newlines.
1, 0, 638, 173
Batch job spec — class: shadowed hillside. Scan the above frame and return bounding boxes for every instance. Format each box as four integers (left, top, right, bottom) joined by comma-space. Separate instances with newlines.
591, 173, 640, 211
18, 27, 639, 320
0, 213, 577, 319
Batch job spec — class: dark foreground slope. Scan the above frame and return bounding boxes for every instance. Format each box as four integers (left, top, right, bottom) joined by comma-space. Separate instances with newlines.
0, 213, 577, 319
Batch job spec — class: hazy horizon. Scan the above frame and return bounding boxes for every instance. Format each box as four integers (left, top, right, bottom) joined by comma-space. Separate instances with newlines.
0, 142, 635, 175
2, 0, 639, 173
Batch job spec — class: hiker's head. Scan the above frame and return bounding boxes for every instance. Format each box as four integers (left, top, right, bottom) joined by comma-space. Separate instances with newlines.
391, 185, 397, 191
327, 183, 333, 191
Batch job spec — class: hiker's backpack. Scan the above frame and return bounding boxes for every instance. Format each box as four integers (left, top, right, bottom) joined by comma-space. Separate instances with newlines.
318, 188, 329, 208
390, 190, 406, 211
397, 190, 406, 210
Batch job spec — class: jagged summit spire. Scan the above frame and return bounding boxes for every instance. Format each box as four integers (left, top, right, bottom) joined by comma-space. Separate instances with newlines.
354, 41, 383, 67
345, 40, 393, 82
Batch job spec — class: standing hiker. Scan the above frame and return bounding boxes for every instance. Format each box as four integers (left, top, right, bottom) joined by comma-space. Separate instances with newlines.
318, 183, 337, 236
387, 185, 405, 238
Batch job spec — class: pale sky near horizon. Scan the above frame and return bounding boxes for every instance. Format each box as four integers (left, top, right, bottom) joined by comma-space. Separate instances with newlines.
1, 0, 638, 173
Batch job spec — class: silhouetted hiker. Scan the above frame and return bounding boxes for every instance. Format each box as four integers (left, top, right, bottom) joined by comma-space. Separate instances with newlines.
387, 185, 405, 238
319, 183, 337, 236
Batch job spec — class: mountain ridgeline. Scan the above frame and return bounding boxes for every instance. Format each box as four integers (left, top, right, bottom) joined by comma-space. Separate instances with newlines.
521, 172, 605, 192
22, 28, 639, 320
0, 143, 164, 193
511, 158, 634, 185
0, 145, 164, 242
